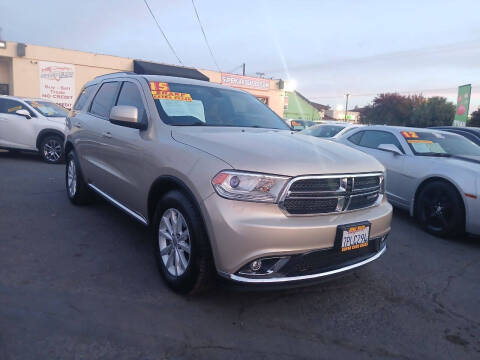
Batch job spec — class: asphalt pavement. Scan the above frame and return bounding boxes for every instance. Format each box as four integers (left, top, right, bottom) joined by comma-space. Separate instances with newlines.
0, 150, 479, 360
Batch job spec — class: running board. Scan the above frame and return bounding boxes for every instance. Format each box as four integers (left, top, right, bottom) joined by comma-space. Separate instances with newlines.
88, 183, 148, 225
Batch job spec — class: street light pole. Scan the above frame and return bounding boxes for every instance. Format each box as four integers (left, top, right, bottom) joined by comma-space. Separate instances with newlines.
344, 93, 350, 121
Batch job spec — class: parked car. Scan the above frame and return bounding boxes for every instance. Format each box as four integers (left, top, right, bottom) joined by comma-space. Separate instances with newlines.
430, 126, 480, 146
286, 119, 315, 131
65, 73, 392, 293
298, 122, 361, 139
0, 95, 68, 163
335, 125, 480, 237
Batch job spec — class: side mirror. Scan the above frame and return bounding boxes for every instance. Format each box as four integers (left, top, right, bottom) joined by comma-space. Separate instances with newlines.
15, 109, 32, 119
377, 143, 402, 155
109, 105, 146, 130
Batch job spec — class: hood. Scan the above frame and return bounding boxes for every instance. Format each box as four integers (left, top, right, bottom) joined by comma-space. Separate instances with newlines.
171, 127, 384, 176
431, 155, 480, 171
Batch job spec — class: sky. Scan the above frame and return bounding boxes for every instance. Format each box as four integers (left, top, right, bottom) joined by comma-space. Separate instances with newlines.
1, 0, 480, 111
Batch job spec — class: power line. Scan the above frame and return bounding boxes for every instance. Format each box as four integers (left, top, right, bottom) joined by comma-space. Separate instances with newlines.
143, 0, 183, 65
190, 0, 220, 72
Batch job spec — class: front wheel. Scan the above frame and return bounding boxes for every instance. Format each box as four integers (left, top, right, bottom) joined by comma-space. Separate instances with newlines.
40, 135, 64, 164
153, 190, 214, 294
415, 181, 465, 238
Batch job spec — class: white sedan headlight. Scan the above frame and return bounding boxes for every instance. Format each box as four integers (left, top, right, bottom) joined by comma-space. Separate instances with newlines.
212, 170, 290, 203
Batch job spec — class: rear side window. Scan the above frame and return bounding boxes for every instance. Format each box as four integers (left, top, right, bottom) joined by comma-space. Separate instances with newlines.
0, 99, 31, 115
73, 86, 95, 110
348, 131, 364, 145
90, 82, 120, 118
116, 82, 147, 123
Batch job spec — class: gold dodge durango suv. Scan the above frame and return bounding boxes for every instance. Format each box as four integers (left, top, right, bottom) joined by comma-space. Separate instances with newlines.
65, 73, 392, 293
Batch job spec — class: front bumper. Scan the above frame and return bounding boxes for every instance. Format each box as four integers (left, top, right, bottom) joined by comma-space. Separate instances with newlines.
203, 194, 393, 279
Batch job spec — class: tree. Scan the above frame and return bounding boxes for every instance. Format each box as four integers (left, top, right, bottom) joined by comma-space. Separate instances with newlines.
468, 109, 480, 127
408, 97, 455, 127
359, 93, 455, 127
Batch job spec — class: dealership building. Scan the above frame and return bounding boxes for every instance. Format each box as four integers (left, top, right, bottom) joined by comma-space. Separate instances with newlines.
0, 41, 285, 116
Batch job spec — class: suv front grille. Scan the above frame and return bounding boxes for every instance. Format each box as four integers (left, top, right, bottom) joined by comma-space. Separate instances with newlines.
279, 173, 383, 216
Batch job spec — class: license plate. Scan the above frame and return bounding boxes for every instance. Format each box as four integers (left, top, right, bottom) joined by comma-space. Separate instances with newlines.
340, 224, 370, 252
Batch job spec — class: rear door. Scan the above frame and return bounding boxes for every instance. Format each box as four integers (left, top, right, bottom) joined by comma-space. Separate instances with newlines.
0, 99, 37, 150
80, 81, 121, 187
99, 80, 148, 214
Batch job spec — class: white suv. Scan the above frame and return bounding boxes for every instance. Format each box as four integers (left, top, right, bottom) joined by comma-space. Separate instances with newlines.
0, 95, 68, 163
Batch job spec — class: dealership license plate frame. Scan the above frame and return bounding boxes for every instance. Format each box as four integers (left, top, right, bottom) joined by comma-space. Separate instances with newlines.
335, 221, 371, 253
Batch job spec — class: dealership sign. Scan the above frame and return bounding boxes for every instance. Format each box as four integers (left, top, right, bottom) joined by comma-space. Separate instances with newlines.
221, 73, 269, 91
39, 61, 75, 109
453, 84, 471, 127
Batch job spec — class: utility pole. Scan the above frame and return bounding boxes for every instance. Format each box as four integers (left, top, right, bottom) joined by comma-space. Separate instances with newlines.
242, 63, 245, 76
344, 93, 350, 121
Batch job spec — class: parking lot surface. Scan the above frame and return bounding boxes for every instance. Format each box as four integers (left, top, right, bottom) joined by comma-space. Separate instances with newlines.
0, 150, 479, 360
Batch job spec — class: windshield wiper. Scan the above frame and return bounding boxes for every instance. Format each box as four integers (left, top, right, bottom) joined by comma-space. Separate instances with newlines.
418, 152, 452, 157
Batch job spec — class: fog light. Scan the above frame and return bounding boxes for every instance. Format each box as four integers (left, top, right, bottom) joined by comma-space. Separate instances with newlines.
250, 260, 262, 271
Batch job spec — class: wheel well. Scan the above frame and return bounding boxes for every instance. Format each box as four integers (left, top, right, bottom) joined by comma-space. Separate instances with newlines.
413, 177, 465, 218
64, 141, 74, 156
36, 129, 65, 150
147, 176, 204, 227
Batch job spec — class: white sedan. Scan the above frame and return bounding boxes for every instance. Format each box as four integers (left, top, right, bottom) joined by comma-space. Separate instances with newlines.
335, 125, 480, 237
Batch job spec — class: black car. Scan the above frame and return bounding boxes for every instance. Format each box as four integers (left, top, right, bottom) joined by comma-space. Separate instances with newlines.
430, 126, 480, 146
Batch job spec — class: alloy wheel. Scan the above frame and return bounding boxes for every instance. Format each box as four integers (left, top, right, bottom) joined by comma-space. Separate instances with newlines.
421, 187, 453, 232
43, 139, 62, 162
158, 208, 191, 277
67, 159, 77, 197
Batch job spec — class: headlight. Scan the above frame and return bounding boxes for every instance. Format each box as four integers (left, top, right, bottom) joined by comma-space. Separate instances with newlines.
212, 170, 290, 203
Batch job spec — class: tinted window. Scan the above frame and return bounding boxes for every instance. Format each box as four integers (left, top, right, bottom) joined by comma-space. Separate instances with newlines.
74, 86, 95, 110
348, 131, 364, 145
0, 99, 30, 115
90, 82, 119, 118
401, 131, 480, 156
359, 130, 403, 152
116, 82, 146, 123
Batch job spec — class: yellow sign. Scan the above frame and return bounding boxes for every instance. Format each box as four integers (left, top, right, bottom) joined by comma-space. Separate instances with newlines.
152, 91, 193, 102
407, 140, 433, 144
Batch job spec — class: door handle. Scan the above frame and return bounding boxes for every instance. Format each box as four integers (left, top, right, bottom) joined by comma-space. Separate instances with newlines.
102, 132, 112, 139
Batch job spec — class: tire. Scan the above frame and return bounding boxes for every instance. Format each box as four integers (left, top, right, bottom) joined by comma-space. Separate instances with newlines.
65, 150, 93, 205
153, 190, 214, 294
415, 180, 465, 238
40, 134, 64, 164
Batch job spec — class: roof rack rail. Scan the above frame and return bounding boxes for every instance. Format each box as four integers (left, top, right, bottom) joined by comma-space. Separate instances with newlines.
94, 71, 137, 79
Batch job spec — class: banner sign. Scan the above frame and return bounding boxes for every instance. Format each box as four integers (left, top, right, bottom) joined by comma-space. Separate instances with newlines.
39, 61, 75, 109
221, 73, 270, 91
453, 84, 471, 127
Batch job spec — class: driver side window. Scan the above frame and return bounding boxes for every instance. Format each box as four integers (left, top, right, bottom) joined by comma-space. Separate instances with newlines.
357, 130, 404, 153
0, 99, 32, 117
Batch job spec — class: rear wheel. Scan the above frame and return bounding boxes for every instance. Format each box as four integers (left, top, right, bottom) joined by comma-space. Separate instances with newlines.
153, 190, 214, 294
65, 151, 93, 205
415, 181, 465, 238
40, 135, 64, 164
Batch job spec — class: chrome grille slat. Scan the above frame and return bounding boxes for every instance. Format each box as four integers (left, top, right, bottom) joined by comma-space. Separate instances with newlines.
279, 173, 383, 216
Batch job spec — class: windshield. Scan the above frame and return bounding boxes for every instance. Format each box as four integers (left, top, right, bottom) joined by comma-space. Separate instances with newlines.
401, 130, 480, 157
150, 81, 289, 130
300, 125, 345, 138
26, 100, 68, 117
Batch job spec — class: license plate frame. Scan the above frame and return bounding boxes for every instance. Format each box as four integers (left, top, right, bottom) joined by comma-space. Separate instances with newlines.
335, 221, 371, 253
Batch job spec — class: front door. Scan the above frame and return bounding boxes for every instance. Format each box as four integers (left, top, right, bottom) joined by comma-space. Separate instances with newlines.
99, 80, 148, 215
0, 99, 37, 150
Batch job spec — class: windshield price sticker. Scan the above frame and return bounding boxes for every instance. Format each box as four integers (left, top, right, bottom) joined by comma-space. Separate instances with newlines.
407, 139, 433, 144
401, 131, 419, 139
150, 81, 193, 102
150, 81, 170, 92
153, 91, 193, 102
341, 224, 370, 252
